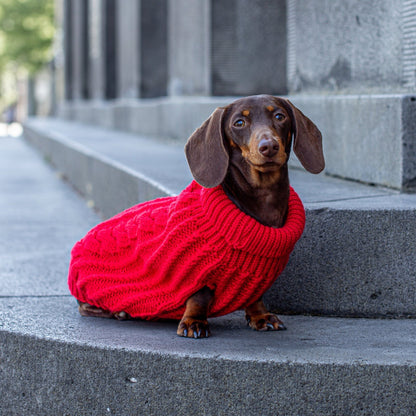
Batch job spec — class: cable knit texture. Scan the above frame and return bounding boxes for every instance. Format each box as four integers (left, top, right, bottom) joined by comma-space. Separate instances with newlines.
68, 181, 305, 320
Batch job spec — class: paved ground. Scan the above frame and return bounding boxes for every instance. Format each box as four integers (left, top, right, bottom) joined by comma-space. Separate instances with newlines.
0, 134, 99, 298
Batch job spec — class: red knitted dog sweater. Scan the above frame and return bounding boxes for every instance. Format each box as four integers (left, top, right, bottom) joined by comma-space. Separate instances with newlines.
68, 181, 305, 320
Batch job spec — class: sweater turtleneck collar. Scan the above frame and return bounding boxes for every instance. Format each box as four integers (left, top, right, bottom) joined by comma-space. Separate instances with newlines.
194, 181, 305, 258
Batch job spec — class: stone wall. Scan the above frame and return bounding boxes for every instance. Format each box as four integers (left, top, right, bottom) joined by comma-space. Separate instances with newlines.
288, 0, 409, 93
286, 0, 416, 190
60, 0, 416, 191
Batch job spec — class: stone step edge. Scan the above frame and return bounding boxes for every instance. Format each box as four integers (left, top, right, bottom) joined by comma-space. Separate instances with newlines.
2, 301, 416, 416
23, 121, 174, 219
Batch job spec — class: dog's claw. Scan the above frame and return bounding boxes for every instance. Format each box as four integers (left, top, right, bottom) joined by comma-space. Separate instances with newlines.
183, 329, 188, 337
278, 323, 287, 330
267, 323, 275, 330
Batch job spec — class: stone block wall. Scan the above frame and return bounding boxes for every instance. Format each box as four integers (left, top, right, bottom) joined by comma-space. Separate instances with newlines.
211, 0, 287, 96
286, 0, 416, 190
60, 0, 416, 191
288, 0, 409, 93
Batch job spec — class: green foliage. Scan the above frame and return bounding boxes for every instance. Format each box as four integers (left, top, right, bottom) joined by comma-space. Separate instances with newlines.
0, 0, 55, 75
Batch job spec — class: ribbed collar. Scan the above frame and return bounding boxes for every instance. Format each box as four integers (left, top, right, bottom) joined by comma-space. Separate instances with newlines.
197, 181, 305, 258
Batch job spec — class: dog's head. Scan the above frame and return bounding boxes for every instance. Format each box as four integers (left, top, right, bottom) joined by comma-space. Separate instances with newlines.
185, 95, 325, 188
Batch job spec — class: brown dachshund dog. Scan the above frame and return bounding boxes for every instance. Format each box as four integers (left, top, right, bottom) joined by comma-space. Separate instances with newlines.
178, 94, 324, 337
78, 95, 324, 338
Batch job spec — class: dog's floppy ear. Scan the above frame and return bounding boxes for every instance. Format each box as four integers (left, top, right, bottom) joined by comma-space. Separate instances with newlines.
283, 99, 325, 174
185, 107, 229, 188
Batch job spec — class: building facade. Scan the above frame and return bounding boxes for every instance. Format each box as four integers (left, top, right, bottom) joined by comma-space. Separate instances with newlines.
59, 0, 416, 191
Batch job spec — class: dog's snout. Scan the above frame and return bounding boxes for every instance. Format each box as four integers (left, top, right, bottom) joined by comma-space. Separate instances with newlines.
258, 137, 279, 157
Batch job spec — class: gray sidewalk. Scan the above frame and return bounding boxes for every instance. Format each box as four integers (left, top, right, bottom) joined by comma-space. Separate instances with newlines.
1, 131, 416, 415
0, 135, 99, 298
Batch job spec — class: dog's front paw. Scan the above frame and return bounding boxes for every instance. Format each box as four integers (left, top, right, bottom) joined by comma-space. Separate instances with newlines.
177, 317, 211, 339
246, 313, 286, 331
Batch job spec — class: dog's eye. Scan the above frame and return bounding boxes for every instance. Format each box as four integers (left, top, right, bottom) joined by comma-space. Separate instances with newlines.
275, 113, 285, 121
234, 119, 245, 128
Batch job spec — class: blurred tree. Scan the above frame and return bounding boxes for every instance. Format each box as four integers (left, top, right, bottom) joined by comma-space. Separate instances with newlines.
0, 0, 55, 116
0, 0, 55, 74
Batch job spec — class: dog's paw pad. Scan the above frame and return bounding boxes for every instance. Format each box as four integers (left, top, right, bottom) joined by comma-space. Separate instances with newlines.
246, 313, 286, 332
177, 318, 211, 339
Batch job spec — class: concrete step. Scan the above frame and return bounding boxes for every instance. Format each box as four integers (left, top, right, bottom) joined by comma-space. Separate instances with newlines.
3, 298, 416, 416
1, 135, 415, 415
23, 117, 416, 318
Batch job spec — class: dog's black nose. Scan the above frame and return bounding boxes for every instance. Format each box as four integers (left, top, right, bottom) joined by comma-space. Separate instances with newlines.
258, 137, 279, 157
